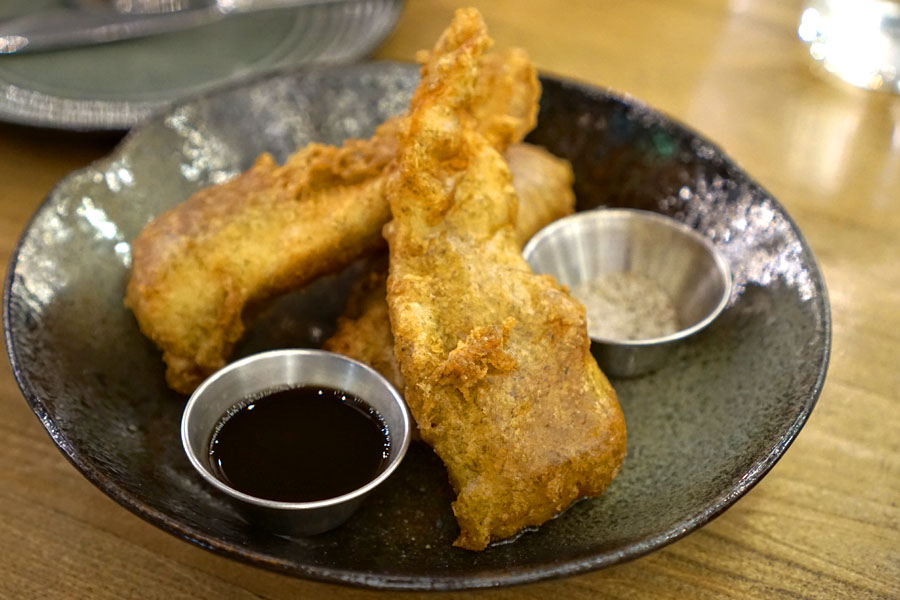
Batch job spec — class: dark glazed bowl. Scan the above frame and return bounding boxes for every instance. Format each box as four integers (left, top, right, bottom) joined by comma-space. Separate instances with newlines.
3, 62, 830, 590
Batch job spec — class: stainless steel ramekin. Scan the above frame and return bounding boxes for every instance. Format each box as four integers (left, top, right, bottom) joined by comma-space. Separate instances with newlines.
523, 208, 732, 377
181, 349, 411, 536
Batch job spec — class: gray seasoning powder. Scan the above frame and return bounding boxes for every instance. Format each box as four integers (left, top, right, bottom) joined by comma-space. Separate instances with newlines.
570, 272, 679, 341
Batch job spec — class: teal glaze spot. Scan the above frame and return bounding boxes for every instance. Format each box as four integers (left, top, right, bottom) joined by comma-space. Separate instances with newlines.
652, 129, 676, 158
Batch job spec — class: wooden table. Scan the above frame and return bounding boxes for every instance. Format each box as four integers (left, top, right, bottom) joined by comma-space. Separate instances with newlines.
1, 1, 897, 598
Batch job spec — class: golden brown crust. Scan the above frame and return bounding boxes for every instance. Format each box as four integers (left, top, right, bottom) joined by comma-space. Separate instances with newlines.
322, 142, 575, 396
504, 143, 576, 242
125, 119, 402, 393
321, 261, 404, 392
125, 27, 540, 394
384, 8, 626, 551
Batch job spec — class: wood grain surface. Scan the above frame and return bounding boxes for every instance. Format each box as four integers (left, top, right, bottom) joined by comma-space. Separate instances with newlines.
1, 0, 898, 598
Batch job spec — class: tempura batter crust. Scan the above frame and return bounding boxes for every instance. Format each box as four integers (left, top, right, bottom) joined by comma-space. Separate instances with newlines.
322, 142, 575, 395
384, 8, 626, 550
125, 47, 539, 394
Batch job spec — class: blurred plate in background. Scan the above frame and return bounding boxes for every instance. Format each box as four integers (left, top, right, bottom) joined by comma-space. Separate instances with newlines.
0, 0, 402, 130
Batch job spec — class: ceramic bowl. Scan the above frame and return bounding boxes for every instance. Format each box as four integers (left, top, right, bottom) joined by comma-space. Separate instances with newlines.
3, 62, 830, 590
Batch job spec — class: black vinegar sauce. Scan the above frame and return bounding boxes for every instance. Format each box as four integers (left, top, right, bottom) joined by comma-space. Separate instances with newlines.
208, 386, 390, 503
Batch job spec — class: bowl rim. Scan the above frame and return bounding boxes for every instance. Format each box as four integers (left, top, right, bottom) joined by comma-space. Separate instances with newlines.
522, 207, 733, 347
1, 61, 832, 591
181, 348, 411, 511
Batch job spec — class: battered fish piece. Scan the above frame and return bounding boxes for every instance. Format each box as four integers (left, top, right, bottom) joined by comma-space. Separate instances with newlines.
126, 46, 539, 394
324, 258, 402, 390
323, 142, 576, 393
384, 8, 626, 551
504, 143, 576, 241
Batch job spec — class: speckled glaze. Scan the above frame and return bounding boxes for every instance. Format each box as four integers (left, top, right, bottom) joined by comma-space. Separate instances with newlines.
3, 63, 830, 590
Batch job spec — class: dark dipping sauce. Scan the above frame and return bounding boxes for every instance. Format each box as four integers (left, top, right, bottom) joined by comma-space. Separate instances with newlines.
208, 386, 390, 503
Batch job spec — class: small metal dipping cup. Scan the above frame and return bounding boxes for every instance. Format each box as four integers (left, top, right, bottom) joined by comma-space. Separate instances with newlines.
523, 208, 732, 377
181, 349, 411, 536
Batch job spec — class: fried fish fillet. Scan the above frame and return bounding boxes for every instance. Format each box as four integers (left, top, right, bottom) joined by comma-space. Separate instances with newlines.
125, 47, 539, 394
504, 143, 577, 242
383, 8, 626, 551
323, 142, 576, 393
